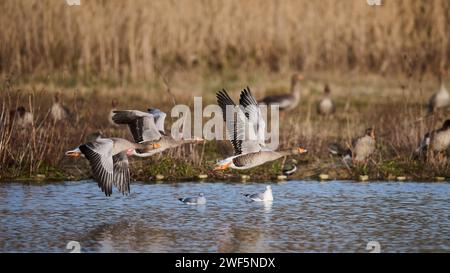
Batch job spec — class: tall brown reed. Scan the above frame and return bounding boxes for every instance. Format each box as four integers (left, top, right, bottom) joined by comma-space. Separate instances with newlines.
0, 0, 448, 80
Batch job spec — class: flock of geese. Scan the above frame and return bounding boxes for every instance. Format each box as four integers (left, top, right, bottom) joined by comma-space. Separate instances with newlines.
7, 70, 450, 198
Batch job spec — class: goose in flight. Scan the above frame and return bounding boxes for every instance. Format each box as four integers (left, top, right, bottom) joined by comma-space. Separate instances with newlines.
242, 185, 273, 202
112, 108, 202, 157
65, 132, 153, 196
215, 87, 307, 170
259, 73, 303, 111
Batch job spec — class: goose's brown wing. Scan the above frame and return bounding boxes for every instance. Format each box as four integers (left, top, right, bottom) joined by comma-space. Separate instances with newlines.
79, 138, 114, 196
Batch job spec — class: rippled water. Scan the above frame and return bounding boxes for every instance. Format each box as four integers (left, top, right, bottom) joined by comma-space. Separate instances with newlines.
0, 180, 449, 253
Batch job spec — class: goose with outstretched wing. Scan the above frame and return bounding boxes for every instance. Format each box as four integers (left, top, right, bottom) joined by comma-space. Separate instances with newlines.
215, 87, 307, 170
65, 132, 152, 196
112, 108, 202, 157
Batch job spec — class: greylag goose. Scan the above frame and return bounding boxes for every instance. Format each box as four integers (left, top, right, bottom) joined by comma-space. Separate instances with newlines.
329, 128, 376, 164
65, 132, 152, 196
352, 128, 376, 163
112, 108, 202, 157
178, 193, 206, 205
317, 84, 335, 116
242, 185, 273, 202
51, 92, 72, 122
259, 73, 303, 111
428, 70, 449, 113
415, 120, 450, 159
9, 106, 33, 129
215, 88, 307, 170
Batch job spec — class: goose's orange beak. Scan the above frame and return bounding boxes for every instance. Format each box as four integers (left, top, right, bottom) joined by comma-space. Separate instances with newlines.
298, 147, 308, 154
65, 151, 81, 157
214, 162, 231, 171
151, 143, 162, 149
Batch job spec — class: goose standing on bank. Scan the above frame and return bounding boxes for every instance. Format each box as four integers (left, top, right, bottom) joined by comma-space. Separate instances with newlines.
51, 92, 72, 122
415, 119, 450, 159
65, 132, 154, 196
352, 128, 376, 163
9, 106, 33, 129
317, 84, 335, 116
112, 108, 202, 157
259, 73, 303, 111
329, 128, 376, 164
215, 88, 307, 171
428, 70, 449, 113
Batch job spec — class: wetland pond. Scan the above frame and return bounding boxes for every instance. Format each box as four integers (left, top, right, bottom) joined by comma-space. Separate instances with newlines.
0, 180, 449, 252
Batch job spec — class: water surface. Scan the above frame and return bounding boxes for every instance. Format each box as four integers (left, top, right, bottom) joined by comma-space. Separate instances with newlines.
0, 180, 449, 252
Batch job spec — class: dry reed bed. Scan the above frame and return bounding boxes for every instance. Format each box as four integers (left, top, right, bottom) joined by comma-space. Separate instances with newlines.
0, 0, 449, 80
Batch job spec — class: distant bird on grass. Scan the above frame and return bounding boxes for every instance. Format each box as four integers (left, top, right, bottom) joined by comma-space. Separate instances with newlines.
178, 193, 206, 205
9, 106, 33, 129
317, 84, 335, 116
329, 128, 376, 164
242, 185, 273, 202
415, 119, 450, 160
108, 99, 119, 126
259, 73, 304, 112
282, 159, 298, 176
65, 132, 155, 196
215, 88, 307, 171
51, 92, 72, 122
428, 70, 449, 114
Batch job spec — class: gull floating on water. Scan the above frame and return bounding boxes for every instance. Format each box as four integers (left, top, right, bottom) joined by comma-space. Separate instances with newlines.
178, 193, 206, 205
242, 185, 273, 202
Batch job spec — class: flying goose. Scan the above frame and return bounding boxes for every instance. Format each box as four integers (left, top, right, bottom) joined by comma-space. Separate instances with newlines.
259, 73, 303, 111
65, 132, 153, 196
317, 84, 335, 116
178, 193, 207, 205
428, 70, 449, 113
51, 92, 72, 122
112, 108, 202, 157
242, 185, 273, 202
329, 128, 376, 164
214, 88, 307, 170
415, 120, 450, 159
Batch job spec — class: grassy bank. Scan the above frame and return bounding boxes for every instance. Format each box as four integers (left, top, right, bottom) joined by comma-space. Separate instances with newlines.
1, 70, 449, 183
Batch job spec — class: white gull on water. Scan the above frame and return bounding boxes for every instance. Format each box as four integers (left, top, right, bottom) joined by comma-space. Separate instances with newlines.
242, 185, 273, 202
